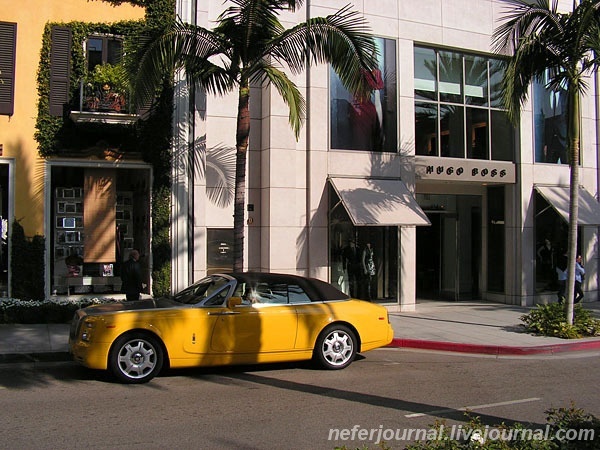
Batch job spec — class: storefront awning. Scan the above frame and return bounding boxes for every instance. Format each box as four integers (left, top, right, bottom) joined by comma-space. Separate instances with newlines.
329, 177, 430, 226
535, 185, 600, 225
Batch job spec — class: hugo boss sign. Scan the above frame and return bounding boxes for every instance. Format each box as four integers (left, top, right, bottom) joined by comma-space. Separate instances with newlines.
415, 156, 516, 184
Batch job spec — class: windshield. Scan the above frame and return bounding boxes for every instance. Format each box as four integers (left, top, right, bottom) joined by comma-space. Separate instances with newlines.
172, 276, 231, 305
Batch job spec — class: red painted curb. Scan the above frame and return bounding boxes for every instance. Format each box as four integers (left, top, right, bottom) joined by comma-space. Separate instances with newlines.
388, 337, 600, 356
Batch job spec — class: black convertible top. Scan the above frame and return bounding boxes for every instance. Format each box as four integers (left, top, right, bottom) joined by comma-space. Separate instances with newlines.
225, 272, 350, 302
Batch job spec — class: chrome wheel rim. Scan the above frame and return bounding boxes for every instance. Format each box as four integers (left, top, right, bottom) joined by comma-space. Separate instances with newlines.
117, 339, 157, 379
321, 330, 354, 366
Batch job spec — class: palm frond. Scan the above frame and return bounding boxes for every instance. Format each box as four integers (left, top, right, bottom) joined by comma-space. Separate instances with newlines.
130, 21, 234, 109
492, 0, 561, 55
269, 4, 378, 99
253, 62, 306, 138
492, 0, 565, 122
216, 0, 301, 64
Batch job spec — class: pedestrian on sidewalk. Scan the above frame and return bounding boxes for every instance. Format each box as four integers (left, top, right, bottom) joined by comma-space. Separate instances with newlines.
575, 254, 585, 304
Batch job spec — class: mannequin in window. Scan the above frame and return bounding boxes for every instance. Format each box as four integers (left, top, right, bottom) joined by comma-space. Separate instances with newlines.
362, 242, 376, 301
343, 240, 361, 298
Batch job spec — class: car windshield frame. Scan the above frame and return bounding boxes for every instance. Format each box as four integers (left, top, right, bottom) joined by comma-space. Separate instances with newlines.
171, 275, 234, 306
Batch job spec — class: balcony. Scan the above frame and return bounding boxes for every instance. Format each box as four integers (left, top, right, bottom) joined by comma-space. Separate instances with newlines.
70, 80, 139, 125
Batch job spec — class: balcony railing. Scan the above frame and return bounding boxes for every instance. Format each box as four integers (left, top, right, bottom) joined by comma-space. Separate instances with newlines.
70, 80, 140, 125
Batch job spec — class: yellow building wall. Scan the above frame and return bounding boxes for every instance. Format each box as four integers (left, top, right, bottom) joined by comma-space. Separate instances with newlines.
0, 0, 144, 237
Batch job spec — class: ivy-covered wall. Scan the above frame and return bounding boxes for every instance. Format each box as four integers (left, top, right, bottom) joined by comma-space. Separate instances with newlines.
33, 0, 175, 297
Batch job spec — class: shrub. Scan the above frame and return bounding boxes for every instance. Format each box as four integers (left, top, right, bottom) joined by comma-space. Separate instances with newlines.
520, 303, 600, 339
402, 405, 598, 449
545, 404, 600, 450
0, 297, 120, 324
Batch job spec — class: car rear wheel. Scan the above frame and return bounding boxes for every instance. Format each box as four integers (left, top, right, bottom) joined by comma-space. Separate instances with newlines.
109, 332, 164, 384
313, 324, 357, 370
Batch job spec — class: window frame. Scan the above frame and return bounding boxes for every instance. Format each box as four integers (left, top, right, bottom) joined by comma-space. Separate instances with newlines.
86, 34, 124, 72
414, 46, 514, 162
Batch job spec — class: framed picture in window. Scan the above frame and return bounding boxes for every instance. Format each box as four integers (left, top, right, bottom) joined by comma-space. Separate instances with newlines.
63, 217, 76, 228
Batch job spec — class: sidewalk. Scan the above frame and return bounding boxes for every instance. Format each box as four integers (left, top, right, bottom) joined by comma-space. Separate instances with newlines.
389, 300, 600, 355
0, 300, 600, 361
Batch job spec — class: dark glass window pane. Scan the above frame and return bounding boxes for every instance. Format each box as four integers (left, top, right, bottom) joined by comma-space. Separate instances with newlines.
534, 74, 569, 164
414, 47, 437, 101
87, 37, 123, 71
491, 110, 514, 161
330, 37, 397, 152
487, 186, 505, 293
415, 102, 438, 156
440, 104, 464, 158
438, 51, 463, 103
107, 39, 122, 65
87, 38, 103, 72
489, 59, 506, 108
466, 107, 489, 159
465, 55, 488, 106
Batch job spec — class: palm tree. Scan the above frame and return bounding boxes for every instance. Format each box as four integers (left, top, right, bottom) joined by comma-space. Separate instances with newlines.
493, 0, 600, 324
130, 0, 378, 272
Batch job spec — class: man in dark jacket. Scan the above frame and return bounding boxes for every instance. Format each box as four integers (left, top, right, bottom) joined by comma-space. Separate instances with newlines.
121, 249, 142, 301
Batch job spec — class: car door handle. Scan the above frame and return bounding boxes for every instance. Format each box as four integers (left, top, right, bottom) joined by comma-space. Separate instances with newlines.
208, 311, 240, 316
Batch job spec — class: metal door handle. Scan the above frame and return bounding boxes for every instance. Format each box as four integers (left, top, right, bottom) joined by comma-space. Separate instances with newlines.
208, 311, 240, 316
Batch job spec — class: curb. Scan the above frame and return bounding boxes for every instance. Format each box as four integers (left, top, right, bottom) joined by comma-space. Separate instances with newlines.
389, 338, 600, 355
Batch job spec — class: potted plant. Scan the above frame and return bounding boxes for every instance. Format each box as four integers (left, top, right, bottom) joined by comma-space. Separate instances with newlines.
85, 63, 128, 112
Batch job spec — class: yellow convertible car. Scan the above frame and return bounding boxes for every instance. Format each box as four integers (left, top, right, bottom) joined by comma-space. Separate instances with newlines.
69, 272, 394, 383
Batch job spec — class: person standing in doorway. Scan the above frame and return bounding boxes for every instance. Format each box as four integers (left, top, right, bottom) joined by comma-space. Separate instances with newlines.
121, 249, 142, 301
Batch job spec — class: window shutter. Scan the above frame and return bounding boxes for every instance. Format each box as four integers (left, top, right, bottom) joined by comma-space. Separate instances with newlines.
0, 22, 17, 116
49, 26, 72, 117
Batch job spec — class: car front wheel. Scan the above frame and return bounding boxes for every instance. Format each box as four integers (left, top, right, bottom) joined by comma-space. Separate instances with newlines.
108, 332, 164, 384
313, 324, 357, 370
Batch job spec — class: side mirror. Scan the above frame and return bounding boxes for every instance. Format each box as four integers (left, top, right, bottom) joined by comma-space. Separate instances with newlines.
227, 296, 242, 309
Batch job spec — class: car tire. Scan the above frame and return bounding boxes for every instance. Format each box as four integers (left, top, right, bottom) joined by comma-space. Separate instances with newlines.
108, 332, 164, 384
313, 324, 357, 370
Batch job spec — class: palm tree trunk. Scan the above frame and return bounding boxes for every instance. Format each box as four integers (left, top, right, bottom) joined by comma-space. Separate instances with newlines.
233, 84, 251, 272
565, 87, 580, 325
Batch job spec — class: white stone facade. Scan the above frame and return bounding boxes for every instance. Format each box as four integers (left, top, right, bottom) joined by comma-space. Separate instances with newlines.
172, 0, 600, 310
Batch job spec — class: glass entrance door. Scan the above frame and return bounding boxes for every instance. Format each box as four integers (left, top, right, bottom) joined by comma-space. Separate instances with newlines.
416, 194, 481, 301
440, 214, 459, 300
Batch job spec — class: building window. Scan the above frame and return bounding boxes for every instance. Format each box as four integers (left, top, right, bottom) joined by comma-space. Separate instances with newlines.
86, 35, 123, 72
414, 46, 514, 162
329, 185, 398, 302
51, 165, 151, 295
330, 37, 397, 152
533, 71, 569, 164
534, 192, 578, 294
0, 21, 17, 116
